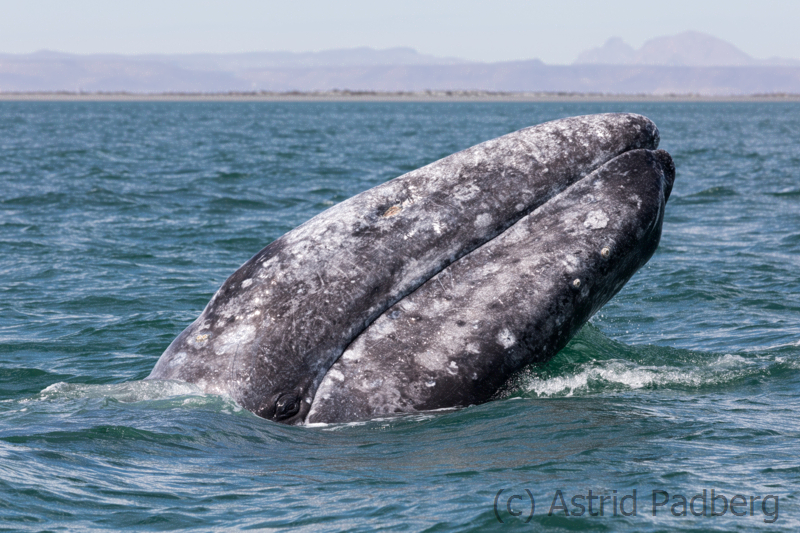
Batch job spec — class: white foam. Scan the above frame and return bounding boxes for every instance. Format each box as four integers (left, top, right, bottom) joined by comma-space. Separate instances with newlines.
712, 353, 749, 367
520, 354, 760, 398
40, 380, 206, 403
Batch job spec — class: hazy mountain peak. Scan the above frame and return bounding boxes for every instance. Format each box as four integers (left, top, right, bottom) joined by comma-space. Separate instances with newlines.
574, 31, 800, 67
574, 37, 635, 64
635, 31, 753, 66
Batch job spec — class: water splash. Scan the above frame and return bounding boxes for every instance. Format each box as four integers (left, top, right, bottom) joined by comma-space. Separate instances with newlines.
501, 325, 796, 399
40, 379, 204, 402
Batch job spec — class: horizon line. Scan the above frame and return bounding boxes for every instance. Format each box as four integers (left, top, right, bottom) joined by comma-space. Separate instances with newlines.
2, 90, 800, 103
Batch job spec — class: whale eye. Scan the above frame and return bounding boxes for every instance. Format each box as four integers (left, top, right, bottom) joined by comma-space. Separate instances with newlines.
274, 393, 301, 421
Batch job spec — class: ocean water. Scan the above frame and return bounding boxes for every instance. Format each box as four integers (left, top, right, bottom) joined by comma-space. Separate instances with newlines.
1, 101, 798, 531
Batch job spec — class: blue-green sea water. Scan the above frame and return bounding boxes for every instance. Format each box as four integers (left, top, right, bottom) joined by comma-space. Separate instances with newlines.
1, 101, 799, 531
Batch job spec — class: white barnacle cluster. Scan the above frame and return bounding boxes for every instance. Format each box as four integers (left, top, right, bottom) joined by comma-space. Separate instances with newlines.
213, 323, 256, 356
474, 213, 492, 228
327, 368, 345, 382
562, 254, 581, 274
497, 328, 516, 349
166, 351, 187, 368
584, 210, 609, 230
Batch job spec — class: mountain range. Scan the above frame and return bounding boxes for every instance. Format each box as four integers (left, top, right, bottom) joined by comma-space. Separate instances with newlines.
1, 32, 799, 95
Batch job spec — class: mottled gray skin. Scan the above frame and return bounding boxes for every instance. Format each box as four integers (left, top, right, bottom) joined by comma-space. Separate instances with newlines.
147, 114, 659, 424
307, 149, 675, 424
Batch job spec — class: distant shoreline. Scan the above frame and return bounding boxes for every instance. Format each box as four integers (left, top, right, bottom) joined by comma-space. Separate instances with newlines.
2, 90, 800, 102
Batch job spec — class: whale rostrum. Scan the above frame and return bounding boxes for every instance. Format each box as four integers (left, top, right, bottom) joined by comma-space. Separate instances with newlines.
147, 113, 663, 424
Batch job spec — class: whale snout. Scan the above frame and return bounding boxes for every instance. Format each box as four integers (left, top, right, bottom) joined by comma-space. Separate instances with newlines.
654, 149, 676, 202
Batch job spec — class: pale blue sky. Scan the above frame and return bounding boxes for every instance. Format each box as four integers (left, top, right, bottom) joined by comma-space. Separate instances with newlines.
1, 0, 798, 64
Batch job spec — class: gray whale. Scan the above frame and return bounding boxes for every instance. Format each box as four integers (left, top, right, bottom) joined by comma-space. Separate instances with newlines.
147, 113, 663, 424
